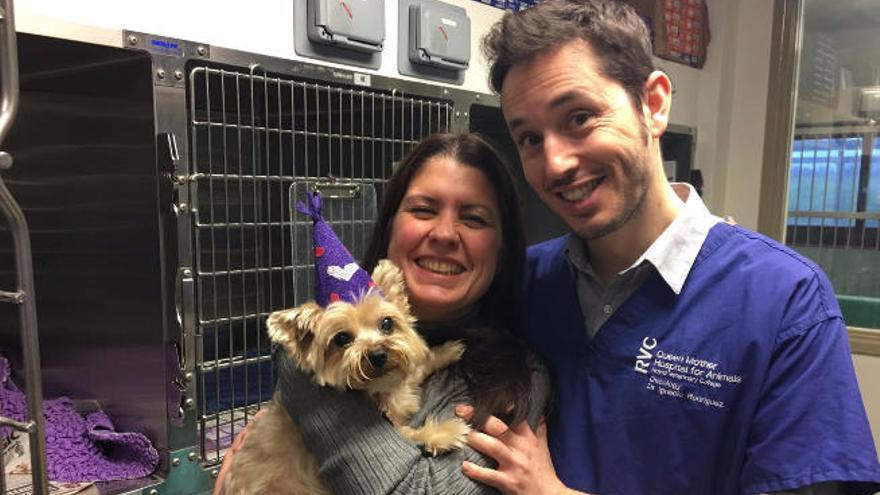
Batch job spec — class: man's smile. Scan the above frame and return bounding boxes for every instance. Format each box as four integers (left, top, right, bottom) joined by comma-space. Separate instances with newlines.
558, 176, 606, 202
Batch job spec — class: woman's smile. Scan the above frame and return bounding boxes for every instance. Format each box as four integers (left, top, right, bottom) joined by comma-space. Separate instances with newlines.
386, 155, 502, 322
414, 256, 466, 276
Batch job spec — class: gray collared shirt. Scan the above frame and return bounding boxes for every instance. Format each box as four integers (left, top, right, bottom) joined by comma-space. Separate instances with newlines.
564, 183, 721, 339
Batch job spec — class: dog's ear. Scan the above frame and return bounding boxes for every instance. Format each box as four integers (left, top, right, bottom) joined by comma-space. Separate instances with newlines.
267, 301, 323, 363
371, 259, 410, 311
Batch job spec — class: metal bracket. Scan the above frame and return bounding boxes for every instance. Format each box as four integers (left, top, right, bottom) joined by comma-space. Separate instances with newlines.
138, 447, 216, 495
312, 179, 361, 199
123, 31, 210, 88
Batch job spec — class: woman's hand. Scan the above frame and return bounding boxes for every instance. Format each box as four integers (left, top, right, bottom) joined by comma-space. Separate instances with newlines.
456, 405, 587, 495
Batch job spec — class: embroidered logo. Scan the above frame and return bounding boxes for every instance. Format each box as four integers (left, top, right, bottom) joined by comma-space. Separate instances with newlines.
634, 336, 742, 410
634, 337, 657, 375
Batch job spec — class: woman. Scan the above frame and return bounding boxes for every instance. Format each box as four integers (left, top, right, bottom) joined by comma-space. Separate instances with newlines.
215, 133, 550, 494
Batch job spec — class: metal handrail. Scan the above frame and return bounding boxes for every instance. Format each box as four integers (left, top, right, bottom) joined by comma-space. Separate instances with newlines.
0, 0, 16, 143
0, 0, 49, 493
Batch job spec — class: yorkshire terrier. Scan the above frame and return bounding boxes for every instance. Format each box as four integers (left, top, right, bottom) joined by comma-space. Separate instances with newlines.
220, 259, 469, 495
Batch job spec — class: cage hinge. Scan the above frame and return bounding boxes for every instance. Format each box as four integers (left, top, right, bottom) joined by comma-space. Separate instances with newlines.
176, 267, 195, 362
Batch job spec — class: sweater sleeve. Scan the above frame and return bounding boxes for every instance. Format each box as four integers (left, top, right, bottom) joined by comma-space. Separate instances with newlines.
274, 348, 497, 495
523, 353, 552, 429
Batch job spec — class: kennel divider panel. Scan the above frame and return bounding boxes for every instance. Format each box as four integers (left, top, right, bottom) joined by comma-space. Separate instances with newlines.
186, 62, 454, 464
0, 34, 177, 479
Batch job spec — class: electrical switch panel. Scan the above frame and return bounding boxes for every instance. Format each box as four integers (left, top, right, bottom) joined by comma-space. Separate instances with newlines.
307, 0, 385, 53
408, 0, 471, 71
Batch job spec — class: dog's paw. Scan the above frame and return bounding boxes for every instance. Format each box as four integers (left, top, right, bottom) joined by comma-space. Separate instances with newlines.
428, 340, 466, 370
401, 416, 470, 457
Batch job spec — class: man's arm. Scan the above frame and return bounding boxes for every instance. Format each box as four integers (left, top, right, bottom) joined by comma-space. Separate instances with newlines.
273, 349, 500, 495
742, 312, 880, 494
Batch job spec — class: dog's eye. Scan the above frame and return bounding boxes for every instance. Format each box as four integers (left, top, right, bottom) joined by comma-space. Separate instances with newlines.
379, 317, 394, 334
332, 332, 354, 348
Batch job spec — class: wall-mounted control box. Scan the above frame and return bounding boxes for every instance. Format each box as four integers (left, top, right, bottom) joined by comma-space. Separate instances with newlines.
408, 1, 470, 70
398, 0, 470, 84
295, 0, 384, 69
307, 0, 386, 53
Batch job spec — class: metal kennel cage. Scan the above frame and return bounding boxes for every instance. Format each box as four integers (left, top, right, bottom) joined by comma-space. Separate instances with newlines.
186, 60, 455, 466
0, 27, 491, 493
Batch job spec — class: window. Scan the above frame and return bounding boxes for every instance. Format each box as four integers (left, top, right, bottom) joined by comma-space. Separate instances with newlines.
788, 136, 862, 228
786, 134, 879, 249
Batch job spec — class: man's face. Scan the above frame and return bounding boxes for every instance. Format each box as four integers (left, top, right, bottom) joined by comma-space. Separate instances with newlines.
500, 40, 657, 241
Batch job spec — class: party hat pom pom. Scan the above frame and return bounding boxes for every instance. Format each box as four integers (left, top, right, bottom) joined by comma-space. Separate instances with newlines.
295, 190, 324, 223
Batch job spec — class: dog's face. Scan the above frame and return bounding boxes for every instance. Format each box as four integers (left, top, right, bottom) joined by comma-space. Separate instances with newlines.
268, 259, 429, 391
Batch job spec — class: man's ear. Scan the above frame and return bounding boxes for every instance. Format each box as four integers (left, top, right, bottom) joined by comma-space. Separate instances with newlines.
642, 70, 672, 138
266, 301, 323, 364
371, 259, 410, 311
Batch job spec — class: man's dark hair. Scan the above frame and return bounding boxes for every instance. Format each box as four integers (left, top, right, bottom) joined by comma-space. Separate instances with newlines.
483, 0, 655, 107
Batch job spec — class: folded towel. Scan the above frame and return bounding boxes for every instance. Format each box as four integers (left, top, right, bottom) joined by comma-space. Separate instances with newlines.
0, 355, 159, 483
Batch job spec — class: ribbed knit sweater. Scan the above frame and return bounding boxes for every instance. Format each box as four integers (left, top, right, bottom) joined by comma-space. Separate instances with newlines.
274, 325, 550, 494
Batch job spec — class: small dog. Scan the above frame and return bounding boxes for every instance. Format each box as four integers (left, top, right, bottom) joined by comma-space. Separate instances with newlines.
220, 259, 469, 495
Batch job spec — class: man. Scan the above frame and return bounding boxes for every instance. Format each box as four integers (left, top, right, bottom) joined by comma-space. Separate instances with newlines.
460, 1, 880, 495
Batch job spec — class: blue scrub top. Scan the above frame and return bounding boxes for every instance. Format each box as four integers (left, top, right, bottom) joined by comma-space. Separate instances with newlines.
523, 223, 880, 495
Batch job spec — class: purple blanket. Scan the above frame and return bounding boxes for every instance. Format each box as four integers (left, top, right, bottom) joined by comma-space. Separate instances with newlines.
0, 355, 159, 483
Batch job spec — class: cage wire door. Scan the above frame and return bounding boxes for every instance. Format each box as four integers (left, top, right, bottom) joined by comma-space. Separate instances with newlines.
187, 62, 452, 464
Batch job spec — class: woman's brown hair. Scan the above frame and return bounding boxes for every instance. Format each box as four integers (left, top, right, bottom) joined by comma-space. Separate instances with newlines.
363, 132, 532, 427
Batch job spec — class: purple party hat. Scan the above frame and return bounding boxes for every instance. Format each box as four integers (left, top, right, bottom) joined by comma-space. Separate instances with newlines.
296, 191, 380, 306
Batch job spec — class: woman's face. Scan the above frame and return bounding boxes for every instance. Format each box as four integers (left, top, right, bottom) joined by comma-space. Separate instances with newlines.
387, 155, 503, 322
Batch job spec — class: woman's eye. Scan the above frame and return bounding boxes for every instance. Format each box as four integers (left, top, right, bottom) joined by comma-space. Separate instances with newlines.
462, 215, 489, 227
379, 317, 394, 334
408, 207, 435, 218
518, 133, 541, 149
333, 332, 354, 348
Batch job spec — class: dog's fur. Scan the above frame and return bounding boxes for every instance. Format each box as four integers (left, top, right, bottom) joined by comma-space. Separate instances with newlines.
220, 259, 469, 495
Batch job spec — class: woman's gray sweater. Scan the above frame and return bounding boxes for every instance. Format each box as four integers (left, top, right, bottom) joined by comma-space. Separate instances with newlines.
274, 344, 550, 494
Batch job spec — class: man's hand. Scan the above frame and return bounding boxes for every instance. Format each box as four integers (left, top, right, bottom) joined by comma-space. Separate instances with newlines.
455, 405, 587, 495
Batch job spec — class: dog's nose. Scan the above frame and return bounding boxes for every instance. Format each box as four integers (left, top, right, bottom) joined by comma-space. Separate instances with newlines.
368, 349, 387, 368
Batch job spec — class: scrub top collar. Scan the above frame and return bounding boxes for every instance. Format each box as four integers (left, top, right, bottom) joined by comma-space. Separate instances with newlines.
624, 183, 722, 294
